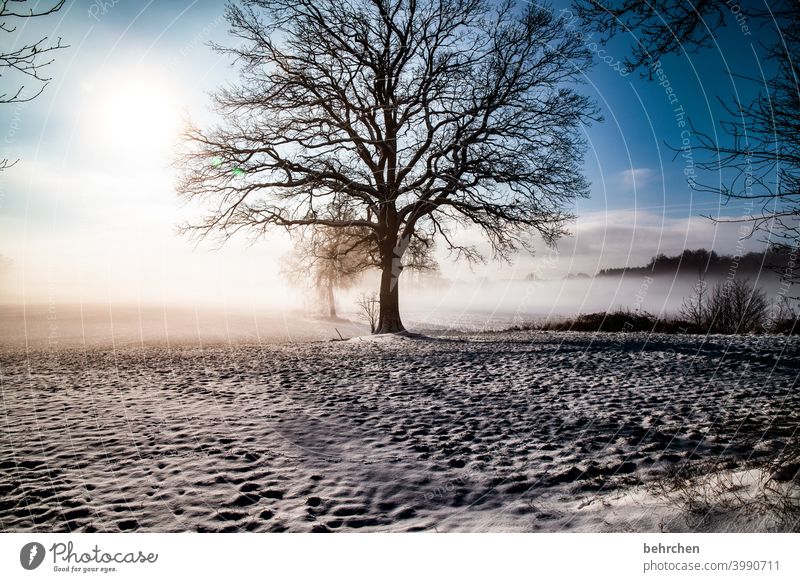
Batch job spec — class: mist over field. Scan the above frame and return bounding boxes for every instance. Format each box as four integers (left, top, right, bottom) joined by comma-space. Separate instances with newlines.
1, 270, 788, 350
1, 0, 799, 543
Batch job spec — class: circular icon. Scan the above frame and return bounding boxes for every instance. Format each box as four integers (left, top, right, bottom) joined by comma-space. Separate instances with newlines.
20, 542, 46, 570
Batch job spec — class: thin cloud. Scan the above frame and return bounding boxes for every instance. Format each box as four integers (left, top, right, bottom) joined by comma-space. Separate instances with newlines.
618, 167, 655, 190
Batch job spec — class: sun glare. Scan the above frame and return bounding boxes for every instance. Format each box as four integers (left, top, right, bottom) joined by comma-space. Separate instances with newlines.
84, 71, 182, 159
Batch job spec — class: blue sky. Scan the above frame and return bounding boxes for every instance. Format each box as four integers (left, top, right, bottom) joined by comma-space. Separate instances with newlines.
0, 0, 779, 306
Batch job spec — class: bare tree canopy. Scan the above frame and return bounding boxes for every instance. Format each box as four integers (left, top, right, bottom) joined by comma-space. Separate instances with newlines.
576, 0, 800, 282
0, 0, 66, 104
573, 0, 727, 72
178, 0, 598, 333
573, 0, 795, 71
1, 0, 67, 172
691, 44, 800, 279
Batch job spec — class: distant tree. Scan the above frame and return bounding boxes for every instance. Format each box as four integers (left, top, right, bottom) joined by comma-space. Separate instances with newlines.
563, 272, 590, 280
1, 0, 67, 171
597, 248, 795, 279
178, 0, 598, 333
282, 200, 437, 320
285, 225, 438, 319
281, 200, 374, 318
284, 227, 370, 318
574, 0, 800, 283
645, 249, 719, 276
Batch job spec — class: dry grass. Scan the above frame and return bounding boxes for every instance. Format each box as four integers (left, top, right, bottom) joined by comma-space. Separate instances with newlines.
650, 440, 800, 532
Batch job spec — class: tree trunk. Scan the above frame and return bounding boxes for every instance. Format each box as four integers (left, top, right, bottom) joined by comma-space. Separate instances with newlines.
325, 279, 337, 319
376, 243, 405, 334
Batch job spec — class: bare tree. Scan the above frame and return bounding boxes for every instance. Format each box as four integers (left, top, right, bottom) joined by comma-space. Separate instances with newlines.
356, 292, 380, 333
283, 222, 374, 318
282, 199, 437, 319
177, 0, 598, 333
575, 0, 800, 282
680, 274, 707, 330
1, 0, 67, 171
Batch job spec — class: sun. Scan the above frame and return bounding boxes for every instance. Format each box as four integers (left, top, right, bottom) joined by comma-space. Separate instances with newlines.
84, 70, 182, 159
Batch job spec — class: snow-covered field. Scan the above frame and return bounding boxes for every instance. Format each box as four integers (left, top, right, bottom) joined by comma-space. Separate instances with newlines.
1, 325, 798, 532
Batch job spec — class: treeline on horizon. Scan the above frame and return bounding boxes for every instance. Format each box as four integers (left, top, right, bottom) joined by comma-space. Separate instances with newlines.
593, 248, 794, 279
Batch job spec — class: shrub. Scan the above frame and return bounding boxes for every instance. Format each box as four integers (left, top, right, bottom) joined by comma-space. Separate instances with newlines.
539, 308, 681, 333
767, 295, 800, 335
680, 278, 768, 334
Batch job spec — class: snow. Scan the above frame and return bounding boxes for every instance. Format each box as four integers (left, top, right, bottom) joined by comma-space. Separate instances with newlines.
1, 324, 797, 532
345, 333, 419, 343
